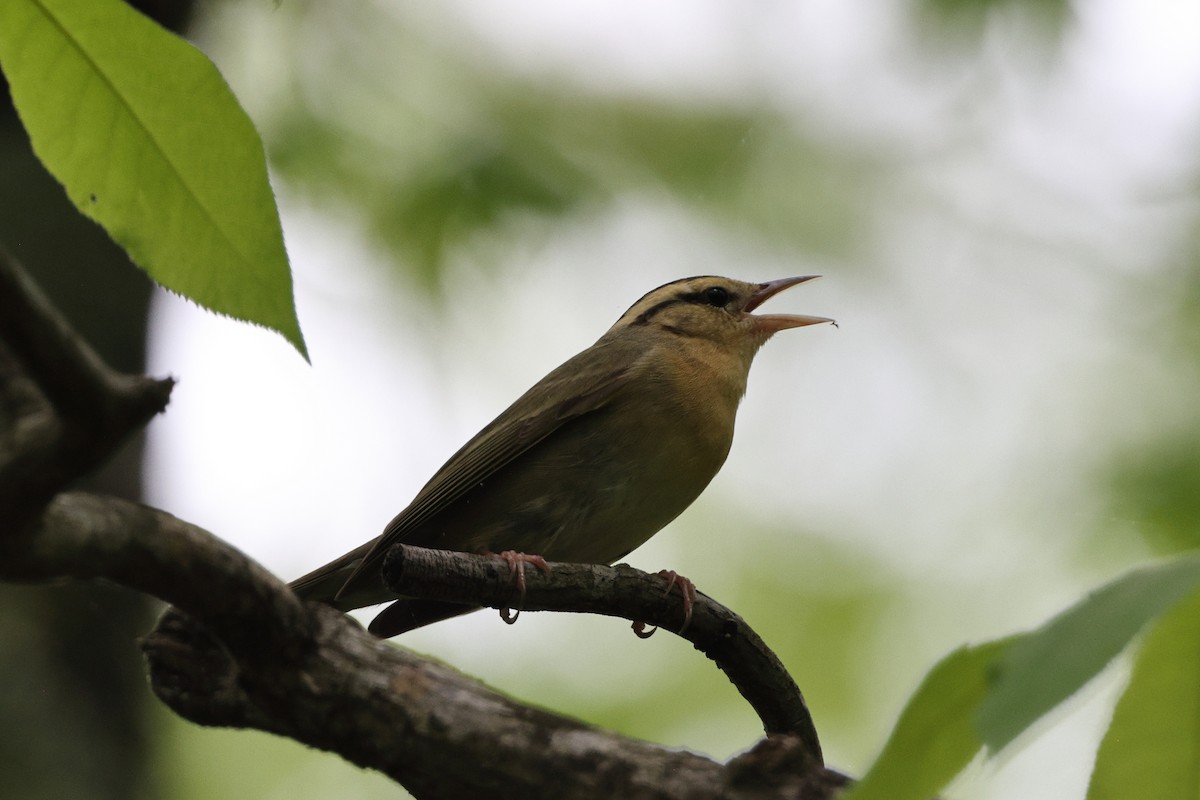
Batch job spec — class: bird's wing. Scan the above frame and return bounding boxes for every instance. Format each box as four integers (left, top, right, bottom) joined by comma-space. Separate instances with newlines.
336, 336, 638, 599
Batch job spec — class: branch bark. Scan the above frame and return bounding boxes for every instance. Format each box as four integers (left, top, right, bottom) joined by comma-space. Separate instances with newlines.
382, 544, 822, 757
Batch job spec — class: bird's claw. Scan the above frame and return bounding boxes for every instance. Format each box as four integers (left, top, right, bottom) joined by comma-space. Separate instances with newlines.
657, 569, 696, 633
490, 550, 550, 626
631, 569, 697, 638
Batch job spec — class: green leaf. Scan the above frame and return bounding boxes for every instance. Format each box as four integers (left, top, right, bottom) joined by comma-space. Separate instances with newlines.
850, 555, 1200, 799
976, 553, 1200, 751
1088, 587, 1200, 799
844, 640, 1010, 800
0, 0, 307, 359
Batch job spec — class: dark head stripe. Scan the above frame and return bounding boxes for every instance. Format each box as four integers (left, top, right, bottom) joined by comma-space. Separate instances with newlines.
631, 296, 684, 326
619, 276, 721, 318
623, 276, 729, 326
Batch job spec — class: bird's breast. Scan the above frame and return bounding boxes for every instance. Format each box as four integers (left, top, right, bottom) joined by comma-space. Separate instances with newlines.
537, 393, 735, 563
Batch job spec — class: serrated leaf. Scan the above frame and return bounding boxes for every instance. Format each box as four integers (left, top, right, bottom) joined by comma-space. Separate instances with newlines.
1087, 587, 1200, 800
976, 553, 1200, 751
844, 640, 1009, 800
0, 0, 307, 359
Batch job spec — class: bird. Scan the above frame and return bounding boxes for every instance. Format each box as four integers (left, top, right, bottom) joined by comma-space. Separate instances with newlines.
290, 275, 833, 637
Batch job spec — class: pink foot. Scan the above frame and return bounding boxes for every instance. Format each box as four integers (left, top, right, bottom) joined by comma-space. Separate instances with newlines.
658, 569, 697, 630
487, 550, 550, 625
631, 569, 697, 638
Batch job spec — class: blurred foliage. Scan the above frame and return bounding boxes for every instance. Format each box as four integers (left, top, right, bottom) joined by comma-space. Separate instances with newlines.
1105, 233, 1200, 554
916, 0, 1072, 40
722, 521, 901, 755
272, 97, 866, 290
269, 103, 594, 288
157, 715, 401, 800
1108, 428, 1200, 553
228, 3, 870, 291
0, 585, 159, 800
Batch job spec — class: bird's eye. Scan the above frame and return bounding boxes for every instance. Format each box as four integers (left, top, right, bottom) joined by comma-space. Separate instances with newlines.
703, 286, 730, 307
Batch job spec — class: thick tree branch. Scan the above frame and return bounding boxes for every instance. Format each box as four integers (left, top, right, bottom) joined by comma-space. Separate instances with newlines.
4, 491, 846, 798
0, 492, 310, 660
383, 544, 823, 761
147, 603, 833, 800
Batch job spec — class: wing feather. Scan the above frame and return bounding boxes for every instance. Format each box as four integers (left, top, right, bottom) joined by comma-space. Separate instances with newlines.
336, 336, 638, 598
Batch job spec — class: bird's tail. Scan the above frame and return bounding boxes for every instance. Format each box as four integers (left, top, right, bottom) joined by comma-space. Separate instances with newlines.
290, 541, 480, 637
367, 598, 479, 638
288, 539, 382, 612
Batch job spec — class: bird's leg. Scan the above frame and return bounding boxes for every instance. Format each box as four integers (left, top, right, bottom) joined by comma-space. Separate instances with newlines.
658, 569, 697, 630
487, 550, 550, 625
631, 569, 697, 638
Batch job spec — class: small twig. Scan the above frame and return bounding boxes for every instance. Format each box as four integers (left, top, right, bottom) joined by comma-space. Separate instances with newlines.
0, 248, 173, 527
381, 544, 823, 763
0, 247, 167, 421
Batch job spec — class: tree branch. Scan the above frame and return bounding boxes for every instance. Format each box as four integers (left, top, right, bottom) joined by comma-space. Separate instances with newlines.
2, 489, 847, 797
0, 492, 311, 660
382, 544, 823, 760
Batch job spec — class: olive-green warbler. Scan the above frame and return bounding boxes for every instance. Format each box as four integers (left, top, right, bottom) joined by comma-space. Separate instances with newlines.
291, 275, 832, 636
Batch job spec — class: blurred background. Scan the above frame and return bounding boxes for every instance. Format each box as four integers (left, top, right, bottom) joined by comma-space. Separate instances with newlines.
3, 0, 1200, 798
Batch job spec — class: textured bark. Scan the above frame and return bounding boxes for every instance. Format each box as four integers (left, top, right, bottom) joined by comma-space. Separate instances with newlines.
383, 544, 822, 753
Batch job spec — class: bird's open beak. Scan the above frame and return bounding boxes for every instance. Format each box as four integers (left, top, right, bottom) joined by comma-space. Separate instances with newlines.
746, 276, 836, 333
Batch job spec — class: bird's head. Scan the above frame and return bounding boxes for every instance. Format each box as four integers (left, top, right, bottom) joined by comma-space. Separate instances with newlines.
610, 275, 834, 354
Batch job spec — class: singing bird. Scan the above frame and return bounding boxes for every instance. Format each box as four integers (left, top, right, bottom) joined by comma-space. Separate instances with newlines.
290, 275, 833, 637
